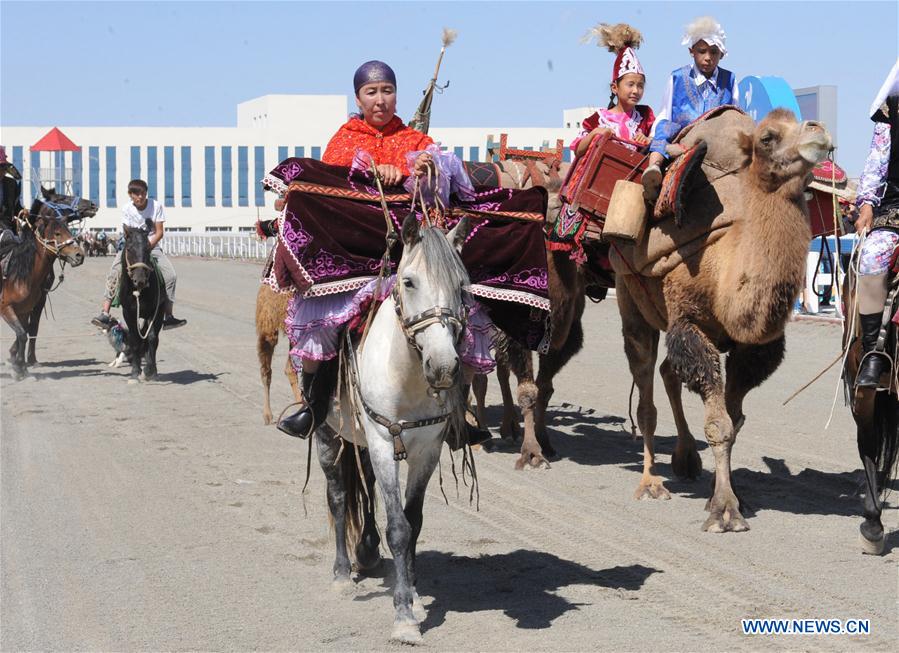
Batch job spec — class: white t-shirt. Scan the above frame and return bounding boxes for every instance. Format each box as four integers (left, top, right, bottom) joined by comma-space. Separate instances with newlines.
122, 198, 165, 249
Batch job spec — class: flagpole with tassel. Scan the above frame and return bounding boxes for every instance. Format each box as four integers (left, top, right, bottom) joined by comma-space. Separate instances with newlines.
408, 28, 457, 135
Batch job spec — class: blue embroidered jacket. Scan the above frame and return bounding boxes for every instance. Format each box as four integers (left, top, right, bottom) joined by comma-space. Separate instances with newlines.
651, 65, 735, 157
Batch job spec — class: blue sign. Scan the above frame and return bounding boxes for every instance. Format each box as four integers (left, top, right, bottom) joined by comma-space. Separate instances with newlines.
738, 76, 802, 123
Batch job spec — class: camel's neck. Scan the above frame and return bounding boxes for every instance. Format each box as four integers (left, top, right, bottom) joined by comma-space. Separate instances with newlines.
721, 175, 811, 341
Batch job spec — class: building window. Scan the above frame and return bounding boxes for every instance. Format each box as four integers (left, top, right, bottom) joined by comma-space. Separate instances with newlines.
130, 146, 140, 180
469, 146, 480, 162
74, 149, 84, 197
181, 147, 191, 207
54, 151, 65, 191
237, 146, 248, 207
89, 146, 99, 206
12, 146, 27, 202
563, 148, 572, 163
311, 146, 321, 160
221, 146, 232, 207
238, 226, 255, 232
453, 146, 464, 160
166, 226, 191, 232
254, 146, 265, 207
147, 146, 158, 198
294, 146, 304, 158
205, 226, 232, 232
164, 146, 175, 207
204, 146, 215, 206
105, 146, 117, 207
278, 146, 288, 163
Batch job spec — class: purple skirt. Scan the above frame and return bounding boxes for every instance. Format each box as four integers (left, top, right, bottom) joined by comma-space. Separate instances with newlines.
286, 276, 496, 374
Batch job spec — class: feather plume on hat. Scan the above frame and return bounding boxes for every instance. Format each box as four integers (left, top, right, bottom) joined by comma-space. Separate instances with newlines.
582, 22, 643, 51
583, 23, 646, 82
442, 27, 457, 48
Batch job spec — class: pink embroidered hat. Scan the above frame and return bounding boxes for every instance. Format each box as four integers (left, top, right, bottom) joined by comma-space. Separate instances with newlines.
584, 22, 645, 82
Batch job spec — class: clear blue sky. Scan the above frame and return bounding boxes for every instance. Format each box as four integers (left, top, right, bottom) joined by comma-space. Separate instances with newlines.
1, 0, 897, 176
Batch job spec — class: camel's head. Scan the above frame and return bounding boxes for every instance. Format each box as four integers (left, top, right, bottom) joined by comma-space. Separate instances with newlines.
738, 109, 832, 193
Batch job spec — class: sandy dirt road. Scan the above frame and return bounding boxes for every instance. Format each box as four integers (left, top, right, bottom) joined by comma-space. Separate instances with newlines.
1, 256, 896, 651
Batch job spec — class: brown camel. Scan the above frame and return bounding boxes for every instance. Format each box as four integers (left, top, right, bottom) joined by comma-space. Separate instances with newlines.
470, 174, 595, 469
611, 109, 832, 532
256, 282, 302, 425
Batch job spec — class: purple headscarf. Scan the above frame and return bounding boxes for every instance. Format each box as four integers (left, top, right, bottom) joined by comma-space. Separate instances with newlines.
353, 60, 397, 94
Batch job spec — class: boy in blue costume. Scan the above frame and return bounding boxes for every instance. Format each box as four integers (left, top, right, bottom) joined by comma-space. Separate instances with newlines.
643, 16, 736, 202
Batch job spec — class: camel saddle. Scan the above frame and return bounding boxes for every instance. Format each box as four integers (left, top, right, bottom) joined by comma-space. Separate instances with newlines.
609, 106, 752, 278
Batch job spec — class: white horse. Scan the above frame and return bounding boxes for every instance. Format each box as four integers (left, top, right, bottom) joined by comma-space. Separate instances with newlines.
315, 213, 472, 644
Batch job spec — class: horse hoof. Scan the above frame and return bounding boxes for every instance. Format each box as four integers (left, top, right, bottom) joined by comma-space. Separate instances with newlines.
859, 531, 885, 555
390, 621, 422, 645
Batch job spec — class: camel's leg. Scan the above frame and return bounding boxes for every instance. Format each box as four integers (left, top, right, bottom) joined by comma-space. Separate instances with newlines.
496, 360, 522, 440
724, 338, 785, 438
471, 373, 488, 429
666, 319, 746, 532
534, 318, 585, 459
617, 283, 666, 499
502, 340, 546, 469
284, 353, 302, 403
661, 356, 702, 480
258, 330, 277, 425
1, 306, 28, 380
316, 430, 353, 587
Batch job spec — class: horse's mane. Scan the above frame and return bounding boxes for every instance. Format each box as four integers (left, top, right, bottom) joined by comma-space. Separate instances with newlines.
405, 225, 470, 289
4, 227, 37, 282
401, 225, 471, 452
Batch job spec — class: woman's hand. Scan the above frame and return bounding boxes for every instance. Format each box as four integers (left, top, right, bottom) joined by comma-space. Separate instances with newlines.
376, 164, 403, 187
412, 152, 433, 178
856, 203, 874, 235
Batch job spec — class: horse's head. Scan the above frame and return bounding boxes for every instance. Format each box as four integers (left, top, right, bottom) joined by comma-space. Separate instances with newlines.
32, 215, 84, 266
39, 187, 99, 221
395, 214, 472, 390
123, 225, 153, 290
738, 109, 833, 194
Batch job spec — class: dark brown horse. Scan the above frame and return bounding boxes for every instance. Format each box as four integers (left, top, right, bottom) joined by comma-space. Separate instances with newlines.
13, 189, 97, 367
1, 210, 85, 379
842, 263, 899, 554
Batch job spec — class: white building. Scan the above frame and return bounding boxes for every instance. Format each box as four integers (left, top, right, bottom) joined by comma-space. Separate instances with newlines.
3, 95, 580, 232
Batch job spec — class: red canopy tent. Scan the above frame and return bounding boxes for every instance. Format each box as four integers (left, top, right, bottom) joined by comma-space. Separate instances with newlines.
30, 127, 81, 195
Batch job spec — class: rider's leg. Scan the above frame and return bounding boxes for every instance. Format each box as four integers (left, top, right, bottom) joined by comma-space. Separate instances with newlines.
152, 249, 186, 328
855, 230, 899, 387
0, 229, 23, 260
278, 354, 335, 439
92, 251, 122, 328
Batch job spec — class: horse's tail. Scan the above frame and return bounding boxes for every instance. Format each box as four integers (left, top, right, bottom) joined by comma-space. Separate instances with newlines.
872, 392, 899, 499
331, 441, 371, 565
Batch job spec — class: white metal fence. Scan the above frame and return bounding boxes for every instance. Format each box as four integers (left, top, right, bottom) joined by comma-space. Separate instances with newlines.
160, 234, 274, 260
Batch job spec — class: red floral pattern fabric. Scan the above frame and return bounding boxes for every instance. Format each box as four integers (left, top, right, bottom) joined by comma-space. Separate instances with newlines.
321, 116, 434, 175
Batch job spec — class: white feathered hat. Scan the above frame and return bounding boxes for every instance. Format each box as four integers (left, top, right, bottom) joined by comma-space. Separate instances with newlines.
681, 16, 727, 56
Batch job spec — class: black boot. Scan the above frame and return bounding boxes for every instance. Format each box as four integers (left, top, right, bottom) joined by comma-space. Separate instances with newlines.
857, 313, 890, 388
278, 368, 334, 439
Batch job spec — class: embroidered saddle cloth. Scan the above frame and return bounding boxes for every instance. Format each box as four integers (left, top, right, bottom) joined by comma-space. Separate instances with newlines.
262, 158, 553, 352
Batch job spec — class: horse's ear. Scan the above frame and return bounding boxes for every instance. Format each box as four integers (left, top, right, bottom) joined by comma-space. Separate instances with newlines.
41, 187, 52, 199
446, 216, 471, 253
401, 212, 420, 246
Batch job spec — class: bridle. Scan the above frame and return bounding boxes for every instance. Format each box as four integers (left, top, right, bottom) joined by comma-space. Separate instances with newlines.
391, 281, 469, 358
123, 242, 161, 340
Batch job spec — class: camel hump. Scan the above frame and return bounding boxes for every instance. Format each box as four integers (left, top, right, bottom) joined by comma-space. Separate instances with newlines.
677, 107, 755, 175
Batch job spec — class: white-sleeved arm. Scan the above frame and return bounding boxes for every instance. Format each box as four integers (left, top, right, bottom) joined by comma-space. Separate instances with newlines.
650, 76, 674, 138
